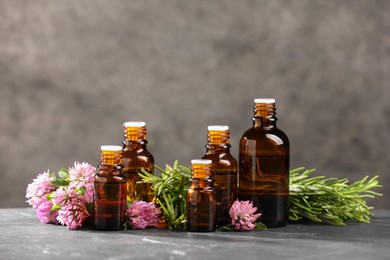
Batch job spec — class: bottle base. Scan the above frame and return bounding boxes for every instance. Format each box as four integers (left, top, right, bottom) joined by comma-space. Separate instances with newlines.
187, 227, 216, 232
238, 191, 288, 228
94, 225, 124, 231
261, 220, 288, 228
94, 220, 124, 231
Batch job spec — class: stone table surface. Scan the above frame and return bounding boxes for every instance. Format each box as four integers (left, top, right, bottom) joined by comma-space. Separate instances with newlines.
1, 208, 389, 260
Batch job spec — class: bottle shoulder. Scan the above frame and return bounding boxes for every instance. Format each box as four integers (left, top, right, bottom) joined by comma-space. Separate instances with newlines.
123, 148, 154, 166
202, 153, 238, 171
95, 173, 126, 183
123, 142, 154, 157
241, 127, 289, 146
187, 186, 215, 194
123, 146, 154, 156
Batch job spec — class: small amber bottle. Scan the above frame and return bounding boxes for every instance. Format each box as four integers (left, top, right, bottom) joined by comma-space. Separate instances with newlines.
202, 126, 238, 226
238, 98, 290, 228
94, 145, 127, 230
187, 159, 216, 232
122, 122, 154, 202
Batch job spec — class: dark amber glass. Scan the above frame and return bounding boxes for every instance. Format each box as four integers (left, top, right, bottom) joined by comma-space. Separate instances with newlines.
122, 122, 154, 202
238, 99, 290, 228
202, 126, 238, 226
94, 145, 127, 231
187, 160, 216, 232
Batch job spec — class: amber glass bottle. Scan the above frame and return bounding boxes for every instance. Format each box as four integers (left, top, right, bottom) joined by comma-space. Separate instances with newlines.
187, 159, 216, 232
122, 122, 154, 202
238, 98, 290, 228
94, 145, 127, 230
202, 125, 238, 226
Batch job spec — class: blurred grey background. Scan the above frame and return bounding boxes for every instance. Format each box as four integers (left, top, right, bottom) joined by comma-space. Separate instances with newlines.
0, 0, 389, 208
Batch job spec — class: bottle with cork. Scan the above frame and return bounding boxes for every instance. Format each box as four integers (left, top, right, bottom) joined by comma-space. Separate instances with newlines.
94, 145, 127, 230
186, 159, 216, 232
202, 125, 238, 226
238, 98, 290, 228
122, 122, 154, 202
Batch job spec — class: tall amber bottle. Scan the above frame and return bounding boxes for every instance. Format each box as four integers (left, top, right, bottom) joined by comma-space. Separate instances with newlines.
187, 159, 216, 232
202, 125, 238, 226
238, 98, 290, 228
94, 145, 127, 230
122, 122, 154, 202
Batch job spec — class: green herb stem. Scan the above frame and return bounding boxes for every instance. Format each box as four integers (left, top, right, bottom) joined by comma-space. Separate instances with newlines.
140, 164, 383, 229
289, 168, 382, 225
138, 160, 190, 230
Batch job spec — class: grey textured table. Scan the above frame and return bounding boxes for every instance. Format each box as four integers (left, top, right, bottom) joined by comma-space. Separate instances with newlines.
1, 208, 389, 260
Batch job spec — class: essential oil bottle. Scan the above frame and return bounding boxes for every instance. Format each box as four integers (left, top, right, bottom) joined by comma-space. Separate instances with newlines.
238, 98, 290, 228
94, 145, 127, 230
122, 122, 154, 202
187, 159, 216, 232
202, 126, 238, 226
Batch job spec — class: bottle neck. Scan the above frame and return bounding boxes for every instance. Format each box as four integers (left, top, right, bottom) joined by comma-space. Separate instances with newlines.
123, 125, 148, 149
206, 143, 231, 153
122, 139, 148, 149
190, 161, 213, 189
191, 163, 212, 179
189, 177, 213, 189
253, 102, 277, 128
208, 129, 229, 145
124, 126, 147, 142
206, 129, 231, 153
99, 150, 123, 174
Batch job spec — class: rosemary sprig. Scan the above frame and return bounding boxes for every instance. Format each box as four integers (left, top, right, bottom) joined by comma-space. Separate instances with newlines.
141, 163, 382, 229
289, 167, 382, 225
138, 161, 191, 230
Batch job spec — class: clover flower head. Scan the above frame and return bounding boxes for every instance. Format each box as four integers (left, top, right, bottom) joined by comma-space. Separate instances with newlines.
68, 162, 96, 183
68, 162, 95, 204
56, 198, 90, 230
127, 201, 161, 229
51, 186, 71, 206
26, 171, 57, 209
36, 199, 59, 224
229, 200, 262, 231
